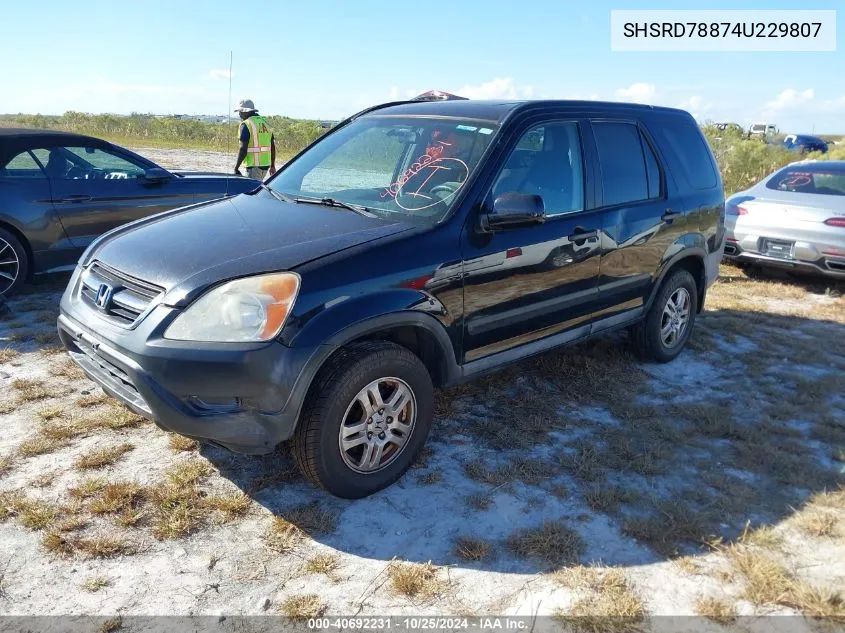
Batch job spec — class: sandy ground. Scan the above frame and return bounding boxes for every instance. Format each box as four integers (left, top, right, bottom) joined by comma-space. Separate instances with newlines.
1, 150, 844, 628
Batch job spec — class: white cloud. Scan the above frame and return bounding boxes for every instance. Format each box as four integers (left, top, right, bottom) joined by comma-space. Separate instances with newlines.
615, 82, 657, 104
763, 88, 814, 116
455, 77, 534, 100
208, 69, 234, 80
677, 95, 714, 121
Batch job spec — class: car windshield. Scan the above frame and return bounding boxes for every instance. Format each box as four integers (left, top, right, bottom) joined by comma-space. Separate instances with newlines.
766, 165, 845, 196
267, 115, 498, 223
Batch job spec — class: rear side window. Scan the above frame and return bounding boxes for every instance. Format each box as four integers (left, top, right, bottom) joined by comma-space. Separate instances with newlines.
653, 115, 717, 190
593, 122, 659, 206
0, 150, 46, 179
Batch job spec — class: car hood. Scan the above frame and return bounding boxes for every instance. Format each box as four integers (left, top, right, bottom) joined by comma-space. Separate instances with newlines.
89, 190, 412, 306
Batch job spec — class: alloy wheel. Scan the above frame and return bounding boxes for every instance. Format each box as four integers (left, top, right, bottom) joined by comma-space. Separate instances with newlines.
0, 237, 20, 295
338, 377, 417, 474
660, 287, 691, 348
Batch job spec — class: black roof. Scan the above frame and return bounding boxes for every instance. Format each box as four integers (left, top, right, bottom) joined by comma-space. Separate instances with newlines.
360, 99, 690, 124
0, 128, 108, 158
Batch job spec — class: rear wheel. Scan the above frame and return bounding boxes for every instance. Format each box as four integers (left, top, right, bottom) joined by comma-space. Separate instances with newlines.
632, 269, 698, 363
291, 340, 434, 499
0, 227, 28, 298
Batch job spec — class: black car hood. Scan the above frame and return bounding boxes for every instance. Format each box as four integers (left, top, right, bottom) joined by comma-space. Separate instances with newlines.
90, 190, 412, 306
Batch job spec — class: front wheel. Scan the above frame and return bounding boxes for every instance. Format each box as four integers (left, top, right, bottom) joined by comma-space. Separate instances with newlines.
291, 341, 434, 499
0, 227, 28, 298
631, 269, 698, 363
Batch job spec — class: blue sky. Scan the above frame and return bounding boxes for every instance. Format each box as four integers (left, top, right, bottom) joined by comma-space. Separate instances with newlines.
2, 0, 842, 132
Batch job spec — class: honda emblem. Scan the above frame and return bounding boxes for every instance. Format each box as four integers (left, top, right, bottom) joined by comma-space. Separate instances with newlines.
95, 283, 114, 310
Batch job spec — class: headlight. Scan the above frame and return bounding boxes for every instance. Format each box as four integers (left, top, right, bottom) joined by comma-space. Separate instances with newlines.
164, 273, 300, 342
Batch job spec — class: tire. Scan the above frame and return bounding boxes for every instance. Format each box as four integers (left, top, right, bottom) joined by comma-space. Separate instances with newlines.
0, 227, 28, 298
631, 269, 698, 363
291, 340, 434, 499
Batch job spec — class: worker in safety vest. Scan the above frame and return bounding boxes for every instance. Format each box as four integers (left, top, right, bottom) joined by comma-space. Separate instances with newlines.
234, 99, 276, 180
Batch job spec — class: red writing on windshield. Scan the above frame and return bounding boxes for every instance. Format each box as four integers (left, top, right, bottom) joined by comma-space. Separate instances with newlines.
380, 141, 452, 200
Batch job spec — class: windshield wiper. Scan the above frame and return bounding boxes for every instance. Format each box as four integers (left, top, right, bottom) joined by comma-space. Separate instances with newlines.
293, 196, 377, 218
254, 183, 293, 203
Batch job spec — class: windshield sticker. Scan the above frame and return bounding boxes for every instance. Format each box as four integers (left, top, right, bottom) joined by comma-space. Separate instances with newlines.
478, 127, 493, 135
456, 124, 477, 132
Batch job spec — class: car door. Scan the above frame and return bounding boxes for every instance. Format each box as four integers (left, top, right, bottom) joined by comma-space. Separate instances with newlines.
589, 119, 686, 328
0, 148, 76, 272
45, 145, 196, 248
460, 118, 602, 365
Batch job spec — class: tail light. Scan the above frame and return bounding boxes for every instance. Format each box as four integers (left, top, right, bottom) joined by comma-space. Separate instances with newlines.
727, 204, 748, 216
506, 247, 523, 258
824, 217, 845, 228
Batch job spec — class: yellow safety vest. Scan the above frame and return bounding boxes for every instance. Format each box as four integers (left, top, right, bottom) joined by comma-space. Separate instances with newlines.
241, 115, 272, 168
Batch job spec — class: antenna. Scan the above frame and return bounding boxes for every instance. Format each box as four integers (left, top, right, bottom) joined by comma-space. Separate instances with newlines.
227, 50, 233, 154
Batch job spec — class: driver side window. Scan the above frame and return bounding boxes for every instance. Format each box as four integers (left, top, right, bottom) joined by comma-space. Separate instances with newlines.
45, 146, 147, 179
491, 122, 585, 217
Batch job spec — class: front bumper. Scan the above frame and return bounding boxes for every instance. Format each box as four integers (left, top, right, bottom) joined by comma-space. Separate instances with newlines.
58, 274, 331, 454
724, 235, 845, 279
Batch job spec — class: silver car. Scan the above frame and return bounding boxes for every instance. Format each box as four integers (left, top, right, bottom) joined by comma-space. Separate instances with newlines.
725, 160, 845, 279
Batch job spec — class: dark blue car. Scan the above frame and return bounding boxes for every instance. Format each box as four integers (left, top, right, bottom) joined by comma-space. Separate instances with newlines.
783, 134, 829, 154
0, 128, 259, 296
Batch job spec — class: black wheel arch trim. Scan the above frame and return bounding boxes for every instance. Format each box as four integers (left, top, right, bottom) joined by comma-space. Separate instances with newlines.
279, 311, 461, 437
646, 246, 708, 313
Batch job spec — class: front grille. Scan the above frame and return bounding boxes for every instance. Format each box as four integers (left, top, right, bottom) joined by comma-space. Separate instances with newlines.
79, 262, 164, 326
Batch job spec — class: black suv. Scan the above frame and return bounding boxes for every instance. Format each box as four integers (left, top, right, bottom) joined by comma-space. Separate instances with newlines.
59, 99, 725, 498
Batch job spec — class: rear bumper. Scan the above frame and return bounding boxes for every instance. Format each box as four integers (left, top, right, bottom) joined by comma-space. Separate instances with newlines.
58, 302, 331, 454
724, 239, 845, 279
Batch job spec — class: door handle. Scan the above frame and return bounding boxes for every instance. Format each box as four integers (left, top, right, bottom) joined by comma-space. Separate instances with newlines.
59, 195, 92, 203
568, 228, 598, 243
662, 209, 681, 222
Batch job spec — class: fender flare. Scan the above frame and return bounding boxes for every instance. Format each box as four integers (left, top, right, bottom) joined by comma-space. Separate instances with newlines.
645, 247, 708, 313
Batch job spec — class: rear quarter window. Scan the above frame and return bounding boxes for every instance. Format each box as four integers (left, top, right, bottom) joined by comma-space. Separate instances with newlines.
652, 115, 718, 190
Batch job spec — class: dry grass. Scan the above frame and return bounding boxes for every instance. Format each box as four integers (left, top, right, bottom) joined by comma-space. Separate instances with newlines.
0, 400, 15, 415
808, 487, 845, 509
0, 455, 14, 477
17, 435, 70, 458
622, 501, 711, 557
205, 493, 251, 522
82, 576, 110, 592
583, 485, 639, 514
673, 556, 702, 575
264, 503, 337, 553
465, 458, 557, 487
278, 594, 326, 619
89, 482, 145, 515
455, 536, 493, 562
100, 618, 122, 633
76, 393, 109, 408
80, 407, 145, 431
303, 553, 340, 577
418, 471, 442, 485
11, 378, 51, 402
9, 498, 60, 530
694, 596, 737, 624
165, 459, 212, 487
50, 359, 87, 380
74, 443, 133, 470
69, 478, 108, 500
740, 524, 783, 549
42, 532, 135, 559
465, 492, 493, 511
167, 434, 197, 452
558, 441, 605, 482
505, 520, 584, 567
36, 407, 63, 421
0, 347, 20, 363
791, 508, 840, 538
555, 568, 645, 633
147, 484, 204, 540
388, 561, 447, 599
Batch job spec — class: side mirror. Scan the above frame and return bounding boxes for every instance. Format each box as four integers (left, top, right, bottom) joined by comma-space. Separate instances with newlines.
480, 192, 545, 232
142, 167, 171, 183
